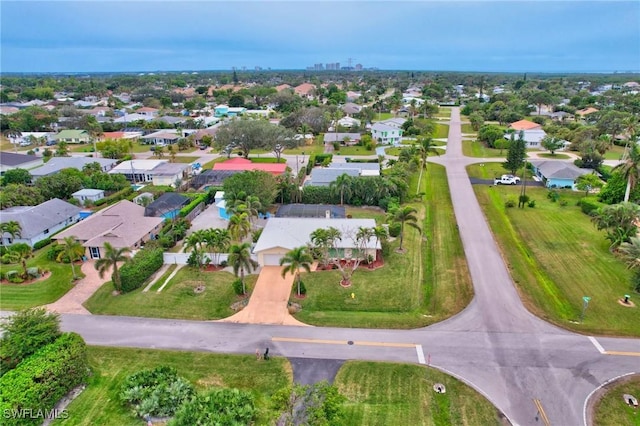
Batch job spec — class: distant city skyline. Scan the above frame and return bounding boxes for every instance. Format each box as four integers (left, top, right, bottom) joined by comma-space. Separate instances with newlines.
1, 1, 639, 74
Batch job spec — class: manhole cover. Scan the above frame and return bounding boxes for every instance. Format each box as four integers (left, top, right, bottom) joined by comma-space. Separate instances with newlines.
347, 341, 354, 345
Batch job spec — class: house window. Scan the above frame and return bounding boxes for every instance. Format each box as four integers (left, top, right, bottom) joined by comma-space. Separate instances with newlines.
89, 247, 101, 259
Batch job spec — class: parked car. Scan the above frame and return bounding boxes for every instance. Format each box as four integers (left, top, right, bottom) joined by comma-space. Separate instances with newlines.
494, 175, 520, 185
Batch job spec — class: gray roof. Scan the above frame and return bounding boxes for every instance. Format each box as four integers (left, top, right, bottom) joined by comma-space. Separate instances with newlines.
145, 193, 190, 217
30, 157, 117, 177
307, 168, 359, 186
158, 115, 186, 124
323, 133, 361, 143
1, 198, 81, 239
328, 162, 380, 171
72, 189, 104, 196
254, 217, 380, 252
151, 162, 189, 176
0, 152, 41, 167
276, 204, 346, 218
342, 103, 362, 114
531, 160, 592, 180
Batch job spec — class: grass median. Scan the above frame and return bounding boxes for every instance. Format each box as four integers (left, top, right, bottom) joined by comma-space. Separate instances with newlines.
293, 165, 472, 329
592, 375, 640, 426
472, 182, 637, 336
335, 361, 502, 425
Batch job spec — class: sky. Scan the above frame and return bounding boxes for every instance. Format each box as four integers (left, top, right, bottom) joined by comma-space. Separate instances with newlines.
1, 0, 639, 73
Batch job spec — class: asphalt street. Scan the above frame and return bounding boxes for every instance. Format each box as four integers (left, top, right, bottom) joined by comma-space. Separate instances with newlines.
42, 108, 639, 426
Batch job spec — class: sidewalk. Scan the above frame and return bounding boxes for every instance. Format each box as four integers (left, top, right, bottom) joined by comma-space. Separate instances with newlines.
45, 261, 110, 315
219, 266, 309, 326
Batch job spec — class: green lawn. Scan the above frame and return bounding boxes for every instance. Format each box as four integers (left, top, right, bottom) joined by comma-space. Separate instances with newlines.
462, 140, 506, 158
434, 123, 449, 139
248, 157, 287, 163
171, 155, 200, 163
593, 375, 640, 426
334, 145, 376, 156
346, 207, 387, 223
0, 249, 79, 310
472, 182, 638, 336
466, 163, 535, 181
373, 112, 394, 122
603, 144, 627, 160
461, 123, 476, 134
54, 346, 291, 426
84, 267, 257, 320
201, 156, 229, 169
284, 134, 325, 155
335, 361, 501, 426
537, 153, 571, 159
294, 165, 473, 328
435, 107, 452, 119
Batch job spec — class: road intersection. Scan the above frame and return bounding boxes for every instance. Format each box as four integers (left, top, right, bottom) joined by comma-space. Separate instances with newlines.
54, 108, 638, 425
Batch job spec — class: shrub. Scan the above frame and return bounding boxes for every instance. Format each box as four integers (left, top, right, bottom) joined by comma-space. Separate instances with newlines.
46, 244, 65, 261
388, 222, 401, 237
33, 238, 52, 250
179, 194, 205, 218
219, 260, 228, 268
559, 199, 568, 207
0, 332, 88, 425
578, 198, 603, 216
169, 388, 256, 426
314, 153, 333, 165
547, 190, 560, 202
527, 200, 536, 208
0, 308, 61, 376
632, 270, 640, 293
119, 248, 164, 293
232, 279, 244, 296
7, 271, 23, 283
505, 198, 517, 208
295, 280, 307, 295
120, 366, 195, 419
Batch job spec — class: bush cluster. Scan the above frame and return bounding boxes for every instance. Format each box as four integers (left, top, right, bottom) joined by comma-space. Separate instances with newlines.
578, 198, 603, 216
0, 333, 88, 426
119, 248, 164, 293
33, 238, 52, 250
169, 388, 256, 426
179, 194, 205, 218
94, 186, 134, 207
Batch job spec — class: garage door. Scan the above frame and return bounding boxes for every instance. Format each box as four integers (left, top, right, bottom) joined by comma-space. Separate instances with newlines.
262, 254, 284, 266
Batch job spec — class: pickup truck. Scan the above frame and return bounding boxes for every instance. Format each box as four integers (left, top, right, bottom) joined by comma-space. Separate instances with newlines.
494, 175, 520, 185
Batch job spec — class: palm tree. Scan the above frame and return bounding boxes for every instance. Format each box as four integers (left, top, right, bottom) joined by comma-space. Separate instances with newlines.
185, 230, 209, 269
234, 196, 261, 228
3, 129, 22, 153
57, 237, 85, 280
94, 242, 130, 292
280, 246, 313, 296
228, 213, 251, 242
228, 242, 258, 295
153, 145, 165, 159
372, 225, 388, 255
204, 228, 230, 266
613, 144, 640, 202
167, 144, 176, 163
389, 206, 421, 251
330, 173, 352, 205
619, 236, 640, 270
1, 221, 22, 244
6, 243, 32, 279
416, 137, 440, 195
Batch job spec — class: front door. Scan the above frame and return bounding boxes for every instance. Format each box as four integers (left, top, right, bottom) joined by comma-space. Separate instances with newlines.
89, 247, 101, 259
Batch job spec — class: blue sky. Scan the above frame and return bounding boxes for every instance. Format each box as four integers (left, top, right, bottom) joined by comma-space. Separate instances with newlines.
1, 1, 639, 73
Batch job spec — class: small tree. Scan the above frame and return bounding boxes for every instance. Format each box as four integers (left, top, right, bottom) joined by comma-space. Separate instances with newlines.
280, 246, 313, 296
6, 243, 32, 279
576, 174, 604, 197
388, 206, 421, 252
58, 236, 85, 280
228, 242, 258, 295
94, 242, 131, 292
541, 136, 565, 155
503, 132, 527, 175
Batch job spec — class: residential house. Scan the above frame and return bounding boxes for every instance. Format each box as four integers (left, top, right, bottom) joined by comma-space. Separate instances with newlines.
53, 200, 164, 259
328, 162, 380, 176
212, 158, 287, 176
337, 117, 361, 128
157, 115, 186, 126
323, 132, 361, 144
507, 129, 548, 150
276, 84, 292, 92
306, 168, 360, 187
253, 218, 379, 266
190, 169, 241, 189
114, 113, 155, 123
345, 91, 361, 102
214, 105, 246, 117
0, 152, 44, 175
342, 103, 362, 115
379, 117, 406, 129
150, 162, 192, 187
371, 122, 403, 145
191, 128, 219, 145
144, 193, 190, 220
509, 120, 542, 132
1, 198, 81, 247
72, 189, 105, 206
30, 157, 118, 179
136, 107, 159, 117
576, 107, 599, 117
530, 160, 592, 189
294, 83, 316, 99
55, 130, 91, 144
0, 106, 20, 115
109, 159, 169, 183
141, 130, 180, 146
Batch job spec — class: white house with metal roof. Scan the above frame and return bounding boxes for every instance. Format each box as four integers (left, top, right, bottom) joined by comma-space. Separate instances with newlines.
253, 217, 379, 266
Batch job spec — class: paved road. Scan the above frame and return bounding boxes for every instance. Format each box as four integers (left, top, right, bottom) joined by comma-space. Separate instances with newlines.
39, 108, 638, 426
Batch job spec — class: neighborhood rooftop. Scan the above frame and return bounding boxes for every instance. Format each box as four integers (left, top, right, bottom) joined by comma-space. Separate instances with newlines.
1, 198, 81, 240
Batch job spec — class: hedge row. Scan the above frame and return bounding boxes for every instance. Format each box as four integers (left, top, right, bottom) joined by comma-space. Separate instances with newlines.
33, 238, 51, 250
578, 198, 604, 216
179, 194, 206, 218
119, 248, 164, 293
94, 186, 134, 206
0, 333, 88, 426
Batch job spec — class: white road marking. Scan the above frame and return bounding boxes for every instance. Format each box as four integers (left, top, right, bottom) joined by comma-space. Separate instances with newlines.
588, 336, 605, 354
416, 344, 426, 364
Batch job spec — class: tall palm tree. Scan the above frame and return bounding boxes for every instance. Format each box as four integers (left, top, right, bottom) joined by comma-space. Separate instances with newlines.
416, 137, 440, 194
389, 206, 421, 251
1, 221, 22, 244
228, 213, 251, 242
234, 196, 261, 228
228, 242, 258, 295
204, 228, 230, 266
280, 246, 313, 296
94, 242, 130, 292
372, 225, 388, 254
613, 144, 640, 202
57, 237, 85, 280
185, 230, 209, 269
330, 173, 352, 205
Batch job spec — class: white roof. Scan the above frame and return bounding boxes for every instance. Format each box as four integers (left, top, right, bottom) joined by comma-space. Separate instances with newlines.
254, 218, 380, 253
72, 189, 104, 196
109, 160, 167, 173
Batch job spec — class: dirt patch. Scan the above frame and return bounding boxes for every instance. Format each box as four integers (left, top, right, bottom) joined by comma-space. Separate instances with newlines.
197, 374, 225, 387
